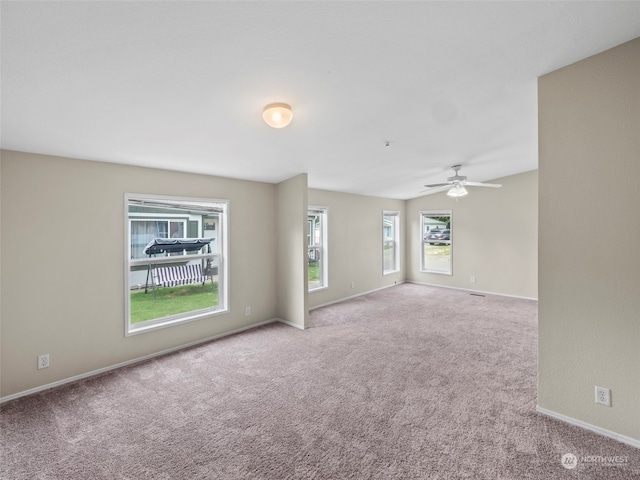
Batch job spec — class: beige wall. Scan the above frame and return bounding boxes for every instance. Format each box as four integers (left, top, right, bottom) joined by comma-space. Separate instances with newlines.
406, 170, 538, 299
307, 189, 405, 309
1, 154, 409, 398
276, 174, 308, 328
0, 153, 3, 386
538, 38, 640, 441
1, 150, 538, 399
0, 151, 279, 397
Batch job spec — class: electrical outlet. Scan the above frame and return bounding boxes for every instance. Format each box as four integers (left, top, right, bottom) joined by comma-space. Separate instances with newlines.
350, 281, 355, 289
595, 386, 611, 406
470, 276, 476, 284
245, 307, 251, 316
38, 354, 50, 370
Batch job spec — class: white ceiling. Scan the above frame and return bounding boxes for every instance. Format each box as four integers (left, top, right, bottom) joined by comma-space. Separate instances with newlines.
2, 1, 639, 199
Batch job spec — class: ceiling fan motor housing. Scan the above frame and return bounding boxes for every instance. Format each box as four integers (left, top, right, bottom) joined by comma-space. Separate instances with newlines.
445, 164, 465, 182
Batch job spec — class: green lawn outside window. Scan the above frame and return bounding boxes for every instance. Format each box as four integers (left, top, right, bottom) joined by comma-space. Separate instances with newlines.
130, 283, 219, 324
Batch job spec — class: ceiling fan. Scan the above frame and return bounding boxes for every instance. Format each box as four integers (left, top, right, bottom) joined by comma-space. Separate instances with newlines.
422, 164, 502, 197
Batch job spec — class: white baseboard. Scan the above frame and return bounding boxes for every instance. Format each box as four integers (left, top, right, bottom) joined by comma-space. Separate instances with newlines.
407, 280, 538, 301
0, 318, 282, 405
536, 406, 640, 449
309, 281, 405, 311
276, 318, 306, 330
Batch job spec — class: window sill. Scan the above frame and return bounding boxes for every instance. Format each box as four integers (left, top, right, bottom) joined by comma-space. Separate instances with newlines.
126, 307, 228, 336
309, 285, 328, 293
419, 270, 453, 276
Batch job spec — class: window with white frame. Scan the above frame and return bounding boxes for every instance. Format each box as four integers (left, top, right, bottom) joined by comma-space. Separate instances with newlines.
420, 210, 452, 275
308, 207, 328, 291
383, 211, 400, 274
125, 194, 228, 335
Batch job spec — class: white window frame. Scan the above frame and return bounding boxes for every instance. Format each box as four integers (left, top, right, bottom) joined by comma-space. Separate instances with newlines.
308, 206, 328, 292
383, 210, 400, 275
125, 193, 229, 336
420, 210, 452, 275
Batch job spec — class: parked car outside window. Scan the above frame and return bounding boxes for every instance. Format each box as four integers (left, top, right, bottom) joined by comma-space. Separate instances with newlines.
424, 228, 440, 240
426, 229, 450, 244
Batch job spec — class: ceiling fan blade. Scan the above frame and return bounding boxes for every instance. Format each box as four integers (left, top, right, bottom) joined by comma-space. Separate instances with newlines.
423, 182, 451, 188
421, 165, 502, 194
420, 184, 452, 195
463, 181, 502, 188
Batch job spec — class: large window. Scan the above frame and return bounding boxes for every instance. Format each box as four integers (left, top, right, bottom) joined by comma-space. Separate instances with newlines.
383, 211, 400, 274
421, 210, 452, 275
308, 207, 328, 291
125, 194, 228, 335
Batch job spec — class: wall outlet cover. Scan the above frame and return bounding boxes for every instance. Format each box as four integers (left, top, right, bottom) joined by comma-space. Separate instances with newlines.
38, 354, 50, 369
595, 386, 611, 407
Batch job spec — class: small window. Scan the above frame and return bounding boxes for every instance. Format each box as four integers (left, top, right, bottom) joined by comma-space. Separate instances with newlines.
420, 210, 452, 275
308, 207, 328, 291
383, 211, 400, 274
125, 194, 228, 335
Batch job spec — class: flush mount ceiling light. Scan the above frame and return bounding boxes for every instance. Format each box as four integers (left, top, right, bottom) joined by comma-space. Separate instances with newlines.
447, 183, 468, 197
262, 103, 293, 128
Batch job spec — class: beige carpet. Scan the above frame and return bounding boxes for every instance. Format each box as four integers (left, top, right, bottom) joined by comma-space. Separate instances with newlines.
1, 283, 638, 478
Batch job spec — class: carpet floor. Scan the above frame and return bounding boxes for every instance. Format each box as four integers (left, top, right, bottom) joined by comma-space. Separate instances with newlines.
1, 283, 639, 479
